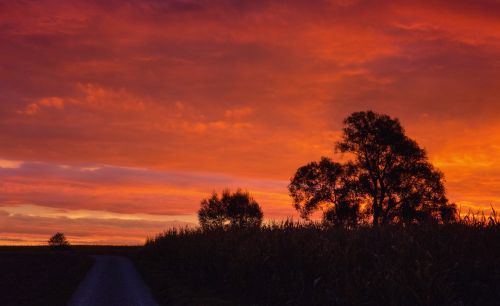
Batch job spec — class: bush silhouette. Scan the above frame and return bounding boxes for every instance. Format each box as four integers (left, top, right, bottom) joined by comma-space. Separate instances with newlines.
48, 232, 70, 249
198, 189, 263, 230
290, 111, 457, 226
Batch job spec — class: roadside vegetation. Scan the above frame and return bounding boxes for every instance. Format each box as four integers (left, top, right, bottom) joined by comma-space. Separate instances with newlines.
137, 216, 500, 306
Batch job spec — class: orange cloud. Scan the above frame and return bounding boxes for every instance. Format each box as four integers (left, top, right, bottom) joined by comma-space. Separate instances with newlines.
19, 97, 66, 115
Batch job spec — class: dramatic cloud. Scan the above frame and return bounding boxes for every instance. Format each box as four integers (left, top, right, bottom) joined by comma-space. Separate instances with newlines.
0, 160, 291, 216
0, 0, 499, 243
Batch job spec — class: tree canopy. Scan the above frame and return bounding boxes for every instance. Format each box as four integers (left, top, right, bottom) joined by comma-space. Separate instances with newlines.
198, 189, 264, 230
289, 111, 457, 226
289, 157, 360, 226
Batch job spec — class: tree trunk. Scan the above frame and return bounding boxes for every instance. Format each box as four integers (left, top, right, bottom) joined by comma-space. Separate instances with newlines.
372, 199, 380, 226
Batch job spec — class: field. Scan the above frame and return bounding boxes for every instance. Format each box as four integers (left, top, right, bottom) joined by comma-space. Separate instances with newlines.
1, 221, 499, 306
0, 247, 93, 306
135, 220, 500, 306
0, 246, 140, 306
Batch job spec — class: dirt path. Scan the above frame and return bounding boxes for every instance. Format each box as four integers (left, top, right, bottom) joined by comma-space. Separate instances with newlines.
67, 255, 159, 306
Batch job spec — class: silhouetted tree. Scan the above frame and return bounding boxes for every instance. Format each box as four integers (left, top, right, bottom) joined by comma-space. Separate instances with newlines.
198, 193, 227, 229
336, 111, 457, 225
289, 157, 360, 226
48, 232, 70, 249
198, 189, 263, 230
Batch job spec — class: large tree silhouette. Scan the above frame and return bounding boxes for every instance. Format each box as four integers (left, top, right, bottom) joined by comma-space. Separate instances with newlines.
290, 111, 457, 226
198, 189, 263, 230
289, 157, 360, 226
337, 111, 456, 225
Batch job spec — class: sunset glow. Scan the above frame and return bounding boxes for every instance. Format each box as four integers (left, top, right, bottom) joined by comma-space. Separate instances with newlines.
1, 0, 499, 244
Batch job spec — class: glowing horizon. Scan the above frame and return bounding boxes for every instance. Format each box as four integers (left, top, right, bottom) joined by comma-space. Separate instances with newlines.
1, 0, 500, 244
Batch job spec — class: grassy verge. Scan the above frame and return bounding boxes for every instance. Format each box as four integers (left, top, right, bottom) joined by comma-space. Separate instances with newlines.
135, 258, 250, 306
135, 222, 500, 306
0, 247, 94, 306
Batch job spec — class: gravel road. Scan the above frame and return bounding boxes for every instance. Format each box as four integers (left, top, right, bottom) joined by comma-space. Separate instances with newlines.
67, 255, 159, 306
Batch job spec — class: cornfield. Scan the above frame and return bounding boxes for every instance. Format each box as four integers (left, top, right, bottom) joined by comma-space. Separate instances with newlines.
136, 213, 500, 306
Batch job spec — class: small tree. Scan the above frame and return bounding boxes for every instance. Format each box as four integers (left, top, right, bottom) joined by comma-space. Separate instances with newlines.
198, 189, 263, 230
48, 232, 70, 249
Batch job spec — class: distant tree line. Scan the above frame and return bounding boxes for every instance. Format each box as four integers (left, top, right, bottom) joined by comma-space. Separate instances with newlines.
198, 111, 457, 229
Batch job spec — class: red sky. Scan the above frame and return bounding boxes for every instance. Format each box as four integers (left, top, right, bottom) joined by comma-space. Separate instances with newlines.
1, 0, 500, 244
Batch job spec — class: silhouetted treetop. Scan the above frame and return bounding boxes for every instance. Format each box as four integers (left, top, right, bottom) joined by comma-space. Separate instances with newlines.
198, 189, 263, 230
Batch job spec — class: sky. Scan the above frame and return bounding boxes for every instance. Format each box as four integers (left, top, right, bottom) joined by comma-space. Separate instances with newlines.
1, 0, 499, 244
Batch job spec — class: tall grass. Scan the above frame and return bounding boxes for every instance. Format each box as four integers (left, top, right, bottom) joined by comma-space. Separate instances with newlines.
136, 215, 500, 306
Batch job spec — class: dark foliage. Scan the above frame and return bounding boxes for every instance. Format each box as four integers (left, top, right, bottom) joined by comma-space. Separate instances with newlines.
137, 217, 500, 306
337, 111, 457, 225
289, 157, 360, 226
290, 111, 457, 226
198, 189, 263, 230
48, 232, 70, 250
